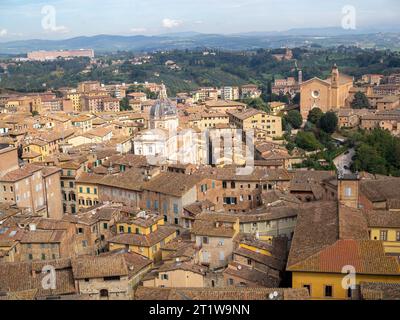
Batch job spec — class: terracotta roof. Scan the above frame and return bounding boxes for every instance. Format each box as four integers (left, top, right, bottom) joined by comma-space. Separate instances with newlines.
364, 209, 400, 228
0, 259, 75, 297
75, 172, 103, 185
157, 261, 206, 275
20, 230, 65, 244
288, 239, 400, 275
360, 282, 400, 300
360, 178, 400, 203
108, 226, 177, 248
224, 262, 280, 287
72, 252, 151, 279
287, 201, 339, 268
98, 169, 144, 191
134, 287, 309, 300
0, 164, 42, 182
142, 172, 204, 197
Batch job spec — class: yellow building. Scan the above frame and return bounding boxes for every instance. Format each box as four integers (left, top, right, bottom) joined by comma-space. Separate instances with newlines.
188, 112, 230, 130
366, 210, 400, 255
108, 212, 177, 261
287, 201, 400, 300
300, 64, 353, 119
75, 173, 102, 209
142, 261, 206, 288
228, 108, 283, 138
289, 240, 400, 300
66, 92, 82, 112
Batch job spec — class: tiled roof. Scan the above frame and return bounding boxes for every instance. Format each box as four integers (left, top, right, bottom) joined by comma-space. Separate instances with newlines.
224, 262, 280, 287
0, 259, 75, 297
288, 239, 400, 275
364, 209, 400, 228
287, 201, 339, 268
360, 178, 400, 202
360, 282, 400, 300
98, 169, 144, 191
20, 230, 65, 244
134, 287, 309, 300
142, 172, 204, 197
0, 164, 42, 182
72, 252, 151, 279
108, 226, 177, 248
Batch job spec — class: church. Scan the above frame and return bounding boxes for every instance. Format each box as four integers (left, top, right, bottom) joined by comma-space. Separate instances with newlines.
300, 64, 353, 119
133, 84, 178, 163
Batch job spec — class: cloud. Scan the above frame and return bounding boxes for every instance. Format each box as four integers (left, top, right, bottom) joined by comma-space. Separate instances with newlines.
0, 29, 7, 37
162, 18, 183, 29
130, 27, 147, 33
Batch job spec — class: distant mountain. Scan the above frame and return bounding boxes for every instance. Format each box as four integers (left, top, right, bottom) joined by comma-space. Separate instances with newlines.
0, 28, 399, 54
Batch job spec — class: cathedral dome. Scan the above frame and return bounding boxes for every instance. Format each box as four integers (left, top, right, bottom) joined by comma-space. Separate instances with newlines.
149, 84, 177, 119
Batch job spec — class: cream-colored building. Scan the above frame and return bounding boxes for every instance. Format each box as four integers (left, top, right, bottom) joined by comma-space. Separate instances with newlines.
228, 108, 283, 138
300, 65, 353, 119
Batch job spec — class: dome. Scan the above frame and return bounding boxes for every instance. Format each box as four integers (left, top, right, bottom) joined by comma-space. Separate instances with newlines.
149, 84, 177, 119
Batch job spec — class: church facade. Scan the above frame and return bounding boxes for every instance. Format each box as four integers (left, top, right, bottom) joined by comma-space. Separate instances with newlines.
300, 65, 353, 119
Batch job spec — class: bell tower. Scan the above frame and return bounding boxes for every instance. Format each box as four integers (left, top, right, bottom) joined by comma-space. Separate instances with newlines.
337, 173, 360, 209
331, 64, 340, 108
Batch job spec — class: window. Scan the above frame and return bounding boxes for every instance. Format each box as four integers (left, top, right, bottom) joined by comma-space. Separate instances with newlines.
94, 188, 97, 195
41, 254, 46, 260
161, 274, 169, 280
127, 227, 131, 234
347, 287, 352, 299
324, 285, 333, 298
344, 187, 352, 197
146, 199, 151, 209
202, 236, 209, 244
231, 182, 235, 189
60, 181, 64, 188
86, 187, 90, 194
163, 202, 167, 214
154, 200, 158, 209
303, 284, 311, 295
77, 228, 84, 234
173, 204, 179, 214
79, 187, 83, 193
103, 223, 108, 229
135, 228, 140, 235
247, 258, 252, 265
380, 230, 388, 241
219, 251, 225, 261
397, 231, 400, 242
104, 276, 120, 281
119, 226, 124, 233
222, 181, 227, 189
82, 240, 88, 248
69, 182, 74, 188
218, 239, 224, 246
212, 181, 215, 189
228, 278, 234, 286
174, 218, 179, 225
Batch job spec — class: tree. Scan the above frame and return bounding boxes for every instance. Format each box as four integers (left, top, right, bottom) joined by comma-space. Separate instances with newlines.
353, 144, 387, 175
119, 97, 131, 111
292, 92, 300, 105
243, 97, 270, 113
284, 110, 303, 129
318, 111, 338, 134
307, 108, 324, 125
351, 91, 370, 109
31, 111, 39, 117
295, 131, 323, 151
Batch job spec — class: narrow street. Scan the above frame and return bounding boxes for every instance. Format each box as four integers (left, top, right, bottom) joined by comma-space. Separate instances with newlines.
333, 148, 355, 174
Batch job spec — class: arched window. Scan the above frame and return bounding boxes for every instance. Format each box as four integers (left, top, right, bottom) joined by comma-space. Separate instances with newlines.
100, 289, 109, 298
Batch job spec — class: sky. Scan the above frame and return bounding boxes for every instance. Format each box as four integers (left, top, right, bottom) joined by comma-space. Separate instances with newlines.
0, 0, 399, 41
